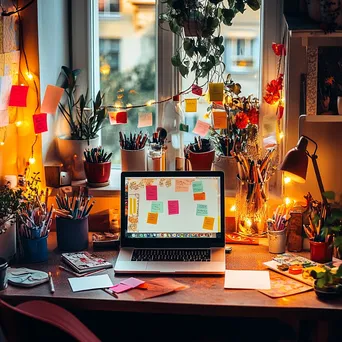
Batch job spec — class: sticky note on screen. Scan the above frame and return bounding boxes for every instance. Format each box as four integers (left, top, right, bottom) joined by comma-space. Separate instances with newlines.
146, 185, 158, 201
203, 216, 215, 230
147, 212, 158, 224
175, 179, 192, 192
168, 200, 179, 215
192, 181, 204, 193
193, 192, 206, 201
151, 201, 163, 213
196, 204, 208, 216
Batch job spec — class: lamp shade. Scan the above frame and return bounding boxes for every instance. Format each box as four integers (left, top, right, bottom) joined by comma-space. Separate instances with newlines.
279, 137, 309, 183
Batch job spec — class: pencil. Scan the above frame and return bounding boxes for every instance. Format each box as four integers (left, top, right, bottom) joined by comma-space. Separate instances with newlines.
103, 288, 118, 298
48, 272, 55, 294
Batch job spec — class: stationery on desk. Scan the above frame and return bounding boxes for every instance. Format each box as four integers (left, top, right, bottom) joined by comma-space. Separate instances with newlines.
119, 131, 148, 150
68, 274, 113, 292
224, 270, 271, 290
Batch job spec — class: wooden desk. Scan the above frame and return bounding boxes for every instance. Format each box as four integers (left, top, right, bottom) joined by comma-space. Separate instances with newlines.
1, 233, 342, 341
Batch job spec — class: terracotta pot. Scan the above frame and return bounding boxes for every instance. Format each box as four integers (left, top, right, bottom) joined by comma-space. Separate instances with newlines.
188, 149, 215, 171
84, 161, 111, 185
310, 240, 333, 263
57, 136, 100, 181
212, 155, 238, 191
0, 221, 16, 261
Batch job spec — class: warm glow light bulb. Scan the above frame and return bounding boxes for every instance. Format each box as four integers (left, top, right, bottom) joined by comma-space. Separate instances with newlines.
15, 121, 22, 127
0, 141, 4, 146
279, 131, 285, 140
230, 205, 236, 212
245, 218, 252, 227
285, 197, 292, 206
29, 157, 36, 165
145, 100, 155, 106
26, 72, 33, 80
126, 103, 132, 109
284, 176, 291, 184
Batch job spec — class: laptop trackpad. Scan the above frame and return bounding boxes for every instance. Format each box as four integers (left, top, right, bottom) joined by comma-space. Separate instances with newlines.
146, 262, 194, 273
115, 261, 148, 272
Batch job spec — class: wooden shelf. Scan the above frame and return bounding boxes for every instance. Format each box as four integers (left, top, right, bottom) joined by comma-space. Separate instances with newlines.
300, 114, 342, 123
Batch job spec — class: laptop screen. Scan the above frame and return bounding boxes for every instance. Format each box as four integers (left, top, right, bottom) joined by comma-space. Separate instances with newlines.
121, 171, 225, 248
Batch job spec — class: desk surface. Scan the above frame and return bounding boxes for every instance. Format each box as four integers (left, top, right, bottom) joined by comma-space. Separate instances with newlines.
1, 233, 342, 320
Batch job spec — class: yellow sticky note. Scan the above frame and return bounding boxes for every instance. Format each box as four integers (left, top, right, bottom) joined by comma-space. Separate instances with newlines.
147, 212, 158, 225
185, 98, 197, 112
213, 110, 227, 129
203, 216, 215, 230
209, 83, 224, 102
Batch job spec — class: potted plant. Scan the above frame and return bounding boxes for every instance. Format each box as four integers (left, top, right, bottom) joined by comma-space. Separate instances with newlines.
310, 264, 342, 299
0, 185, 24, 261
57, 66, 106, 181
84, 146, 112, 187
209, 75, 260, 190
159, 0, 261, 79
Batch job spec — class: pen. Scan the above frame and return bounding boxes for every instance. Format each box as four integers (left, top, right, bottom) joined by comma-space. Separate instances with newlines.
103, 288, 118, 298
48, 272, 55, 294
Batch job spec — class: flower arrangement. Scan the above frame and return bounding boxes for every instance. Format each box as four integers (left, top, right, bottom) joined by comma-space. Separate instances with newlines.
209, 75, 260, 159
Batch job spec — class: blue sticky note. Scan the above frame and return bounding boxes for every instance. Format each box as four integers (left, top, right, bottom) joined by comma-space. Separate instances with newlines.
151, 201, 163, 213
196, 204, 208, 216
192, 181, 204, 193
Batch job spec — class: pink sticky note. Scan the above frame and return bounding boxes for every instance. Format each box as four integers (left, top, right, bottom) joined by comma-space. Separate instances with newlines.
192, 84, 203, 96
121, 277, 145, 288
8, 85, 29, 107
41, 85, 64, 114
168, 200, 179, 215
138, 112, 153, 128
192, 120, 210, 137
146, 185, 158, 201
110, 283, 132, 293
33, 113, 48, 134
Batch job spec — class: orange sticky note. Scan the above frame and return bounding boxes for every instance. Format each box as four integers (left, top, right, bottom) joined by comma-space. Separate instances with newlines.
138, 112, 153, 128
203, 216, 215, 230
41, 85, 64, 113
175, 179, 192, 192
209, 83, 224, 102
192, 120, 210, 137
185, 98, 197, 112
147, 212, 158, 225
213, 110, 227, 129
109, 111, 127, 125
193, 192, 206, 201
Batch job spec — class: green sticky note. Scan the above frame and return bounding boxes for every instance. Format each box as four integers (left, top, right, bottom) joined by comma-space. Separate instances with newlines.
180, 123, 189, 132
192, 181, 204, 193
196, 204, 208, 216
151, 201, 163, 213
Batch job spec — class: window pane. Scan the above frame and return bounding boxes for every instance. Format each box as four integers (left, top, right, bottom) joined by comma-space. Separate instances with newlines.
98, 1, 156, 166
181, 7, 261, 146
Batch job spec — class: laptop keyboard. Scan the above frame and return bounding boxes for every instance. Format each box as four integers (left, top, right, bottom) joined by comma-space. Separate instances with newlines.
131, 249, 211, 262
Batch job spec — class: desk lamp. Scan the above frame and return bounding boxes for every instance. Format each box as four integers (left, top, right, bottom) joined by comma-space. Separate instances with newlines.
279, 135, 328, 208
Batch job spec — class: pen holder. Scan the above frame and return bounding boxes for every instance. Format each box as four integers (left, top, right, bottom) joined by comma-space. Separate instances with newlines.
187, 149, 215, 171
267, 229, 286, 254
121, 148, 147, 172
20, 235, 48, 263
235, 177, 268, 236
84, 161, 111, 187
309, 240, 333, 263
0, 257, 8, 291
56, 216, 89, 252
212, 155, 238, 191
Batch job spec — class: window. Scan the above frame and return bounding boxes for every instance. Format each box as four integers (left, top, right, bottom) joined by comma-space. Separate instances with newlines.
99, 0, 120, 14
99, 39, 120, 74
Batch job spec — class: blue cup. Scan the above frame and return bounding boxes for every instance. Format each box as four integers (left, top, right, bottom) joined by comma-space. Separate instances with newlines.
21, 235, 48, 263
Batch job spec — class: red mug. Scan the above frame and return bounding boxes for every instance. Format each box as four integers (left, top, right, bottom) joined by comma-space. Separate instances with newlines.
188, 149, 215, 171
309, 240, 333, 263
84, 161, 111, 184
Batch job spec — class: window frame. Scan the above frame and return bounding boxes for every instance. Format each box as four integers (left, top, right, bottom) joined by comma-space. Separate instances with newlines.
71, 0, 284, 196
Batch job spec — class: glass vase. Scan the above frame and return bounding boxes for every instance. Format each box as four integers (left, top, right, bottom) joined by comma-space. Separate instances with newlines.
235, 177, 268, 236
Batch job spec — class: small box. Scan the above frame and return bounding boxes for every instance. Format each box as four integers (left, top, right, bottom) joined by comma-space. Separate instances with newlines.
44, 164, 71, 188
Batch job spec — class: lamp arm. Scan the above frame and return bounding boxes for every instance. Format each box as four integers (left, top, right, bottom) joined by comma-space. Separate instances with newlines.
310, 154, 328, 207
302, 135, 318, 156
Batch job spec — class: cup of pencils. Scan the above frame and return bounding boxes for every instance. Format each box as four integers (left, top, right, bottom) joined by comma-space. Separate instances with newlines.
18, 196, 53, 263
120, 131, 148, 171
184, 137, 215, 171
55, 190, 95, 252
84, 146, 112, 187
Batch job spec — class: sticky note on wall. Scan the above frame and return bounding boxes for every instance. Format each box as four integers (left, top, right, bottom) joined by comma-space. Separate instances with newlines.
185, 98, 197, 112
8, 85, 29, 107
212, 110, 227, 129
192, 120, 210, 137
147, 212, 158, 225
33, 113, 48, 134
146, 185, 158, 201
196, 204, 208, 216
138, 112, 153, 127
208, 83, 224, 102
193, 192, 206, 201
41, 85, 64, 113
109, 111, 127, 125
151, 201, 163, 213
168, 200, 179, 215
192, 181, 204, 193
203, 216, 215, 230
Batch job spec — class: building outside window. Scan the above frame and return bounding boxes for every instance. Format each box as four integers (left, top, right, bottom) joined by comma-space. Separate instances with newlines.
99, 0, 120, 13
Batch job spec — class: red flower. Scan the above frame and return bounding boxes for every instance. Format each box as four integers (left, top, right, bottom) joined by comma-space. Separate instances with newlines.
248, 107, 259, 125
235, 112, 249, 129
264, 74, 283, 105
272, 43, 286, 56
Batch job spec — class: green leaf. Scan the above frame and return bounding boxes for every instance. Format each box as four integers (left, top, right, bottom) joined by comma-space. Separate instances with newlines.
191, 61, 198, 72
198, 45, 208, 57
219, 44, 225, 55
317, 277, 326, 288
235, 0, 246, 13
336, 265, 342, 277
228, 0, 235, 7
323, 191, 336, 200
213, 36, 224, 46
209, 0, 223, 4
169, 19, 181, 35
334, 236, 342, 249
247, 0, 261, 11
179, 64, 189, 78
222, 8, 235, 26
171, 53, 182, 67
183, 38, 195, 58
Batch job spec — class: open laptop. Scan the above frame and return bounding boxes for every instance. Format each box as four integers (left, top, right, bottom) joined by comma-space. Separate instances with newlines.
114, 171, 225, 274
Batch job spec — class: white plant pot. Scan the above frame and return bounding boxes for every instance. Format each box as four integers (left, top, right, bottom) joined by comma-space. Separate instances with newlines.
57, 136, 100, 181
337, 96, 342, 115
212, 155, 238, 191
0, 221, 16, 261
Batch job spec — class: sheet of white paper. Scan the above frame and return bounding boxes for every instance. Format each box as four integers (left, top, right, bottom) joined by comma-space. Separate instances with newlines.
68, 274, 113, 292
0, 76, 12, 110
0, 109, 8, 127
224, 270, 271, 290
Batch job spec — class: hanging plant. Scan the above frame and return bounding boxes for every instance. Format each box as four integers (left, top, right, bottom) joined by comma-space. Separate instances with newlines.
159, 0, 261, 80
